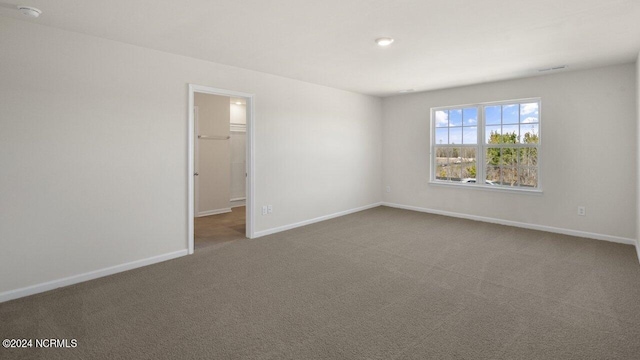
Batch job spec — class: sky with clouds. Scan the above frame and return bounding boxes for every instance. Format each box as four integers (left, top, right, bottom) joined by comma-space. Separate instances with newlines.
435, 102, 539, 145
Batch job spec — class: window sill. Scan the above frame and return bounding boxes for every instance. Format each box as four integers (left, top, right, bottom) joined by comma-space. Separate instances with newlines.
428, 180, 543, 195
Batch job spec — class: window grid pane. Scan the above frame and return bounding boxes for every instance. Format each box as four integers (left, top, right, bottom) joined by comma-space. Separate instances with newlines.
439, 108, 483, 145
433, 100, 539, 190
435, 146, 477, 183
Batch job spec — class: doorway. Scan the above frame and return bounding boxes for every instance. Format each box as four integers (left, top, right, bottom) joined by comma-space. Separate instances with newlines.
188, 84, 254, 254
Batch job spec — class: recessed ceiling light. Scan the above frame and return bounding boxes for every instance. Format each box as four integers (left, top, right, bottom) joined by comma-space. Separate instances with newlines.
375, 37, 394, 47
17, 6, 42, 18
399, 89, 415, 93
235, 101, 242, 105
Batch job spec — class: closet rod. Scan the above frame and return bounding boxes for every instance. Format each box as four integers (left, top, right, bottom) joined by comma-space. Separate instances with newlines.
198, 135, 230, 140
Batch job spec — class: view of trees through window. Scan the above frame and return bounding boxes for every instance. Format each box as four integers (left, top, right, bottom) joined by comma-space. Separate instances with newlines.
433, 100, 540, 189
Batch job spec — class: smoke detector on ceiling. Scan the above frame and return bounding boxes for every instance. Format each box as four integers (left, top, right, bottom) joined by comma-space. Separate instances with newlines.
18, 6, 42, 18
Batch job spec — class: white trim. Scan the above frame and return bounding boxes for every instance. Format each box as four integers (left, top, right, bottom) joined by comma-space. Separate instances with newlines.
0, 250, 188, 303
247, 93, 256, 239
253, 203, 382, 238
188, 84, 255, 256
382, 202, 636, 246
428, 181, 543, 195
430, 97, 544, 111
197, 208, 231, 217
188, 87, 195, 254
636, 240, 640, 264
230, 123, 246, 132
230, 198, 246, 209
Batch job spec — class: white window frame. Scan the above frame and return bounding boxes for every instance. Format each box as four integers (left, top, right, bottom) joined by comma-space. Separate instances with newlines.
429, 98, 542, 194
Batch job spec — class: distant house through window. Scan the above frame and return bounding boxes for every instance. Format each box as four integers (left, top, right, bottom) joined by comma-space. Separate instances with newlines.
431, 98, 541, 191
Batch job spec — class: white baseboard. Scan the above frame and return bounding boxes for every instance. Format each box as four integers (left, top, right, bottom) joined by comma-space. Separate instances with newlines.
230, 198, 246, 208
382, 202, 636, 246
197, 208, 231, 217
253, 202, 383, 238
0, 249, 188, 303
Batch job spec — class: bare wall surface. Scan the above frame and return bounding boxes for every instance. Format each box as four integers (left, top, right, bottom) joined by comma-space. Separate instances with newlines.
637, 53, 640, 245
382, 64, 637, 240
231, 103, 246, 125
195, 93, 231, 214
0, 18, 382, 295
230, 103, 247, 201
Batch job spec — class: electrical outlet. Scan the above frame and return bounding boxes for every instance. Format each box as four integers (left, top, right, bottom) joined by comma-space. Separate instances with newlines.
385, 186, 391, 193
262, 206, 268, 215
577, 206, 586, 216
267, 205, 273, 214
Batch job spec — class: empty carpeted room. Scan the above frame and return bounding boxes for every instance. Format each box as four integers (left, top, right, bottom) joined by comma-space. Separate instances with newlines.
2, 1, 640, 359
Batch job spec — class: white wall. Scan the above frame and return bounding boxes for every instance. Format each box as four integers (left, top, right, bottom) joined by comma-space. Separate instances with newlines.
230, 103, 247, 203
637, 53, 640, 254
0, 18, 382, 297
195, 93, 231, 215
231, 103, 246, 125
230, 131, 246, 202
382, 63, 636, 240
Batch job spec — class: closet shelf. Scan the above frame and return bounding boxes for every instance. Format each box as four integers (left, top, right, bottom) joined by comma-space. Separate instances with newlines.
198, 135, 230, 140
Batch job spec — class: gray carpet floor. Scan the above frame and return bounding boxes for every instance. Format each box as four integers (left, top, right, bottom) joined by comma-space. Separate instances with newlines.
2, 206, 640, 359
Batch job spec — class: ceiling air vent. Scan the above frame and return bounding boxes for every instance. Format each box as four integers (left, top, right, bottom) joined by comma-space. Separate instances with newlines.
538, 65, 567, 73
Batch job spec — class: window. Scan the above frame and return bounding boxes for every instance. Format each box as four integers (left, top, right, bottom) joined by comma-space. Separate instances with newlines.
431, 98, 540, 191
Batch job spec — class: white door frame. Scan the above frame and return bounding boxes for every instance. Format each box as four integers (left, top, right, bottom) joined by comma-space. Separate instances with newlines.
188, 84, 255, 254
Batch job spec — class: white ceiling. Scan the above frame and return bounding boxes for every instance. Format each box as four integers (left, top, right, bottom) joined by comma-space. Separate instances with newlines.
1, 0, 639, 96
